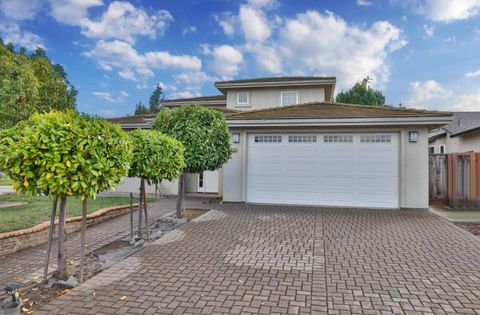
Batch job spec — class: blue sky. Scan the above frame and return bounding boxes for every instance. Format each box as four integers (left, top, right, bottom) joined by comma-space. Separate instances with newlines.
0, 0, 479, 117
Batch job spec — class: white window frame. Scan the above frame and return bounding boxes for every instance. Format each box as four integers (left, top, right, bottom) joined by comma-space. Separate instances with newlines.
237, 92, 249, 105
281, 91, 298, 106
429, 146, 435, 154
439, 145, 446, 154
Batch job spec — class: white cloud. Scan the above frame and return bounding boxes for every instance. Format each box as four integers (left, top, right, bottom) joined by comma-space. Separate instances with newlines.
398, 0, 480, 22
157, 82, 177, 91
210, 45, 243, 76
85, 40, 201, 81
173, 71, 214, 85
239, 5, 271, 43
423, 24, 435, 37
183, 25, 196, 35
81, 1, 173, 43
275, 10, 407, 88
0, 0, 42, 20
170, 91, 201, 99
465, 69, 480, 77
0, 23, 43, 49
357, 0, 373, 6
214, 12, 236, 37
49, 0, 103, 26
246, 0, 278, 9
444, 92, 480, 110
444, 36, 456, 43
405, 80, 452, 105
93, 91, 127, 103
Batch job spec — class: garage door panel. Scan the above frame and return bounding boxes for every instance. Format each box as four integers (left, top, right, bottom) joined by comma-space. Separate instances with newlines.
247, 133, 399, 208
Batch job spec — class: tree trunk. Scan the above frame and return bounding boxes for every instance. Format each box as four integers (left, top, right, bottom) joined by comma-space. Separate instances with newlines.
142, 179, 150, 241
137, 179, 143, 238
176, 173, 184, 218
56, 196, 68, 280
79, 198, 88, 283
129, 192, 134, 242
43, 197, 58, 282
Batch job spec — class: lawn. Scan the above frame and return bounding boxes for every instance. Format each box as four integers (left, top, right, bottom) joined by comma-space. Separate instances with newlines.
0, 177, 13, 186
0, 195, 158, 233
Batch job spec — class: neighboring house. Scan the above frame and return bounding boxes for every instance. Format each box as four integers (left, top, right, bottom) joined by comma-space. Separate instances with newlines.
429, 112, 480, 154
111, 76, 452, 209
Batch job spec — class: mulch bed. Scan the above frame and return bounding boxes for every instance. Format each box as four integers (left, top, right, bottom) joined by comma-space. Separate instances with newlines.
455, 223, 480, 237
18, 283, 72, 314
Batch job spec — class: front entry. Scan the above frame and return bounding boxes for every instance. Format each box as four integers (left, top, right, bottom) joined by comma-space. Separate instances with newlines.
197, 170, 219, 193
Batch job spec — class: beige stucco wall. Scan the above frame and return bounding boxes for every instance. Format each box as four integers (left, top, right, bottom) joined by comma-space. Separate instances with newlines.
430, 129, 480, 153
223, 126, 430, 209
226, 86, 325, 110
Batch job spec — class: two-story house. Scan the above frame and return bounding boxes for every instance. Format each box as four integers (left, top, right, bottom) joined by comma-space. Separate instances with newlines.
111, 76, 452, 209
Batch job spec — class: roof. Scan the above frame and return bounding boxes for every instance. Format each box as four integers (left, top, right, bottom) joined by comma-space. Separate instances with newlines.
225, 102, 452, 120
441, 111, 480, 137
215, 76, 336, 85
162, 95, 226, 106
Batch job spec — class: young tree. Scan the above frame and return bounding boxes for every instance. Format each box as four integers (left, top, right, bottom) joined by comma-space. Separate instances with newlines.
0, 111, 132, 280
149, 84, 164, 113
128, 129, 185, 238
153, 106, 231, 217
336, 77, 386, 106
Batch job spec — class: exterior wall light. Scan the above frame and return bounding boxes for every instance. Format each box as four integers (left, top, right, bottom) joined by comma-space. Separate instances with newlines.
409, 131, 418, 143
232, 133, 241, 143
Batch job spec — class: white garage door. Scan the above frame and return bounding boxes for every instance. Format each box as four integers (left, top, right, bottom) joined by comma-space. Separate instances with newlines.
246, 133, 399, 208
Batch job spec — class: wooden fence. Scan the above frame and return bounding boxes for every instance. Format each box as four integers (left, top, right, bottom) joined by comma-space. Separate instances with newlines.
429, 153, 480, 208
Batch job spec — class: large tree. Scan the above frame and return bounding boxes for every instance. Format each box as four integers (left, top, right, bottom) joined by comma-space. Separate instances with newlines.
153, 106, 231, 217
0, 111, 132, 280
134, 101, 149, 115
128, 129, 185, 238
149, 84, 164, 113
0, 42, 78, 129
336, 77, 386, 106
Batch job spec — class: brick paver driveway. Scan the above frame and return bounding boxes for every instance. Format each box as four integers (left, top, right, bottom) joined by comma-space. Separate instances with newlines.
38, 205, 480, 314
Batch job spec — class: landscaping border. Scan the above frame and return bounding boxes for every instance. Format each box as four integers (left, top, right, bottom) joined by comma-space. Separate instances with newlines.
0, 204, 139, 256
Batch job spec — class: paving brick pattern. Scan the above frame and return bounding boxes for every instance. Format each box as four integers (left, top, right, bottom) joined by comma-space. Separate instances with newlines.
36, 205, 480, 314
0, 196, 211, 289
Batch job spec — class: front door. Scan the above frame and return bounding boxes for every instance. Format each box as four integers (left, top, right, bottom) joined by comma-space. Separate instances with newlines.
197, 170, 219, 193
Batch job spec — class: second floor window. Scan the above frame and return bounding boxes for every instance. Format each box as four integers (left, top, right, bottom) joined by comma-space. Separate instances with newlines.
281, 91, 298, 106
237, 92, 249, 105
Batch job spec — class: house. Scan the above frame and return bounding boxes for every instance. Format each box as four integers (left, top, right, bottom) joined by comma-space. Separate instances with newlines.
429, 112, 480, 154
111, 76, 452, 209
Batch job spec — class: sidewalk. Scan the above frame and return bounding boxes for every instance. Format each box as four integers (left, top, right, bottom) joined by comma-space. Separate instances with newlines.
0, 195, 215, 289
429, 205, 480, 223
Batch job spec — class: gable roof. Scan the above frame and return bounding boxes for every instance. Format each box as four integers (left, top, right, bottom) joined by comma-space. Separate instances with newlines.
441, 111, 480, 137
226, 102, 451, 120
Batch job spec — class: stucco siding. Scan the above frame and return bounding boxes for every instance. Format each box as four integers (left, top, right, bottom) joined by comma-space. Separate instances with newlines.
223, 126, 430, 209
226, 86, 325, 110
430, 129, 480, 153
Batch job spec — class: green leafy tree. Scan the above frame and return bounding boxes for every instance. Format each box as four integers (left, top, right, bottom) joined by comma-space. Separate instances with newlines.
0, 111, 132, 279
128, 129, 185, 237
336, 77, 386, 106
0, 41, 78, 129
153, 106, 231, 217
0, 43, 40, 129
149, 84, 164, 113
134, 101, 149, 115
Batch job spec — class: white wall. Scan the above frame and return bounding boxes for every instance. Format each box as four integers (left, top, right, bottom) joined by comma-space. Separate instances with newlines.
430, 129, 480, 153
226, 86, 325, 110
223, 126, 431, 209
112, 177, 178, 195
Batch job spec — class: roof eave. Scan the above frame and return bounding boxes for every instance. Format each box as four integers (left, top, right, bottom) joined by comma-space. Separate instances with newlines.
163, 100, 226, 106
227, 116, 454, 128
450, 126, 480, 138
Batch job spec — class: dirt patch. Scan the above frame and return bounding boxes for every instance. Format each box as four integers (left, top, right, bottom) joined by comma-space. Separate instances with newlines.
95, 240, 130, 252
182, 208, 208, 220
456, 223, 480, 236
17, 283, 71, 313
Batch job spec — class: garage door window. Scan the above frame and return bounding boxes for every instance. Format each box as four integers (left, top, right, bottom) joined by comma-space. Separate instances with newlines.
288, 135, 317, 143
254, 135, 282, 143
323, 135, 353, 143
360, 135, 391, 143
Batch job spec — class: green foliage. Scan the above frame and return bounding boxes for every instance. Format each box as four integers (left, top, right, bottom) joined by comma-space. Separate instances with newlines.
134, 101, 149, 115
128, 129, 185, 184
153, 106, 231, 173
149, 84, 164, 113
336, 80, 386, 106
0, 43, 40, 129
0, 41, 77, 129
0, 111, 132, 199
